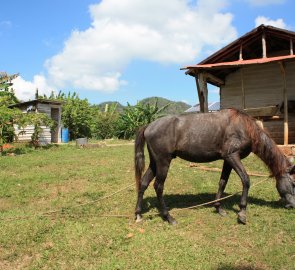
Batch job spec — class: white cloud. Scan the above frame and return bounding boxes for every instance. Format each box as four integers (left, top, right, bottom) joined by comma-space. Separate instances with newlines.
255, 16, 286, 28
12, 75, 55, 101
15, 0, 237, 100
247, 0, 285, 6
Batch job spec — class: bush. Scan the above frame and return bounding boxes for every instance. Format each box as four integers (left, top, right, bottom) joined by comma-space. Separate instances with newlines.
91, 104, 119, 139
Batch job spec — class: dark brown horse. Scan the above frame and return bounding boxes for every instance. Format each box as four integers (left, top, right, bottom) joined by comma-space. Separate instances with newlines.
134, 108, 295, 224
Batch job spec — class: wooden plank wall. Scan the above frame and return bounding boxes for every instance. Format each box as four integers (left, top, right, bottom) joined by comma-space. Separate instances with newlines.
37, 103, 51, 116
14, 125, 51, 144
15, 103, 52, 144
263, 116, 295, 145
221, 61, 295, 144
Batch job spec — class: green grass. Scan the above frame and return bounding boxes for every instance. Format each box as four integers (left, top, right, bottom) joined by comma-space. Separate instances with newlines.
0, 143, 294, 269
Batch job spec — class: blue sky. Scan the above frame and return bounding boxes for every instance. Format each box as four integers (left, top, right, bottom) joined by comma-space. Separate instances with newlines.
1, 0, 294, 106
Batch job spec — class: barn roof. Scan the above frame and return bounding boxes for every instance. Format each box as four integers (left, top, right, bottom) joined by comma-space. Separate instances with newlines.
182, 24, 295, 86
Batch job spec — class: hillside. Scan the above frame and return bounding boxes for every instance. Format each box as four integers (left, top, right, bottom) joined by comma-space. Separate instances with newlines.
139, 97, 191, 115
96, 97, 191, 115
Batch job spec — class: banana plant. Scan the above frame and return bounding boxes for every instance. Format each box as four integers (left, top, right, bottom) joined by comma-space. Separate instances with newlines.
116, 99, 171, 139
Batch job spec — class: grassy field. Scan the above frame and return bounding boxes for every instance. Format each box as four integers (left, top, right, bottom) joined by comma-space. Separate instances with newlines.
0, 141, 294, 269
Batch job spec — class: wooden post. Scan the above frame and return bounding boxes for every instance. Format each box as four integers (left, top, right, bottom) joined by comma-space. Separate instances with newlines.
262, 32, 267, 58
279, 62, 288, 145
194, 70, 205, 113
290, 39, 294, 55
198, 72, 208, 113
239, 44, 243, 60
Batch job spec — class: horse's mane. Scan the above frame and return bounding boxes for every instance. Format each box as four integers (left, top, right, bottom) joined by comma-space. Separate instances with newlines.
229, 108, 290, 179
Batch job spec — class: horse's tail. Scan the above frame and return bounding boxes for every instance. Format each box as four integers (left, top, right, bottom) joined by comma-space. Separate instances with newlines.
135, 126, 147, 192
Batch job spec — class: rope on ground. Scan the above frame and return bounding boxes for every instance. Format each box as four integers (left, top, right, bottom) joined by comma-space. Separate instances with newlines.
0, 183, 135, 221
0, 165, 272, 222
169, 177, 270, 213
189, 163, 269, 177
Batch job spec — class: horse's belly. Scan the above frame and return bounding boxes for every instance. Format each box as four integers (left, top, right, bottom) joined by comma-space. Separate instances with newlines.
175, 150, 222, 163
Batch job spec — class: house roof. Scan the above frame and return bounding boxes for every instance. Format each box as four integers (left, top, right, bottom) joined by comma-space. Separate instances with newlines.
182, 24, 295, 86
185, 101, 220, 113
9, 99, 63, 108
182, 54, 295, 70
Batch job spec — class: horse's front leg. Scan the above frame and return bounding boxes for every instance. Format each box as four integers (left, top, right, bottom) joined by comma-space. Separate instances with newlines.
135, 166, 155, 222
214, 160, 232, 216
225, 153, 250, 224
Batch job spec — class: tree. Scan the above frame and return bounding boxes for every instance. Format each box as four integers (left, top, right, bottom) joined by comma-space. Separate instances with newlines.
0, 74, 21, 151
61, 92, 93, 140
0, 72, 19, 91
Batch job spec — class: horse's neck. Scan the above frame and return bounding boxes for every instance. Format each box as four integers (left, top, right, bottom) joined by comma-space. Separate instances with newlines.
254, 131, 288, 178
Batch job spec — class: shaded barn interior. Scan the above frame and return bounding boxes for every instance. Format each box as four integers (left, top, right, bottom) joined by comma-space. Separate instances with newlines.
182, 25, 295, 145
9, 99, 63, 144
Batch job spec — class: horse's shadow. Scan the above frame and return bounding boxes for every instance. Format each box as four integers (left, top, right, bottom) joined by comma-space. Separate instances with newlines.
141, 192, 283, 215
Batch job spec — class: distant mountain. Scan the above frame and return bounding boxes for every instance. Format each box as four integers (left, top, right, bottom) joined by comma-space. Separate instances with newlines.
139, 97, 191, 115
96, 97, 191, 115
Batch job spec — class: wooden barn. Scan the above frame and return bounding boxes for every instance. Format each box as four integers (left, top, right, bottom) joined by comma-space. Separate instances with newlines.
9, 99, 63, 144
182, 24, 295, 145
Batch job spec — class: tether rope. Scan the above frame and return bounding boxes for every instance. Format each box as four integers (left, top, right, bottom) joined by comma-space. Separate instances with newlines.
0, 167, 272, 222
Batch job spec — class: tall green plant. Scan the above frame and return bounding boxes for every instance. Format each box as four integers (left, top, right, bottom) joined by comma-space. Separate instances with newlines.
91, 103, 119, 139
62, 92, 93, 140
116, 99, 170, 139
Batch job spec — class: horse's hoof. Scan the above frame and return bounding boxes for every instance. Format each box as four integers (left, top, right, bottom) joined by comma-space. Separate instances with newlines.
166, 215, 177, 225
238, 212, 247, 224
217, 208, 227, 217
135, 214, 143, 223
285, 203, 295, 209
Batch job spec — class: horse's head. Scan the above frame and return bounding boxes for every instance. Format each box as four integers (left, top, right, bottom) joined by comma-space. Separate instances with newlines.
276, 164, 295, 208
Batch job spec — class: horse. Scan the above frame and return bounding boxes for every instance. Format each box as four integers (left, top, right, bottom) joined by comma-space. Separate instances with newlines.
134, 108, 295, 225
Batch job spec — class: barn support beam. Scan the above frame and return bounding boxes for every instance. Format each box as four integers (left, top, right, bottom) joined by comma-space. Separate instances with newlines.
194, 71, 205, 113
279, 62, 288, 145
262, 32, 267, 58
239, 44, 243, 60
203, 72, 224, 86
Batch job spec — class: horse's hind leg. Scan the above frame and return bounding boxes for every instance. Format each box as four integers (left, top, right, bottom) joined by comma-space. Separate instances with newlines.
135, 164, 156, 222
214, 161, 232, 216
154, 159, 176, 225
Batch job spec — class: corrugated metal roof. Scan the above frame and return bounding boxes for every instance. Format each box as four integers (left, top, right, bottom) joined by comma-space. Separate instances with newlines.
185, 101, 220, 113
